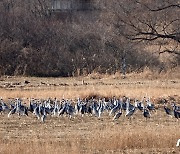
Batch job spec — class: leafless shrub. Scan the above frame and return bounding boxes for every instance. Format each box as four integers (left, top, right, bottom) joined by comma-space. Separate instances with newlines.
0, 0, 178, 77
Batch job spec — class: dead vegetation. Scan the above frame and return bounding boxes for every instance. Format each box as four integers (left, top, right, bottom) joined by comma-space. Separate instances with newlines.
0, 106, 180, 154
0, 0, 179, 77
0, 76, 179, 153
0, 75, 179, 100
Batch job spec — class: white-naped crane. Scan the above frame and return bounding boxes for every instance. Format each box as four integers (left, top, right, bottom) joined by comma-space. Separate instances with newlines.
7, 98, 28, 117
66, 103, 74, 118
75, 98, 81, 115
173, 105, 180, 120
164, 105, 173, 116
143, 108, 151, 120
79, 103, 86, 117
92, 103, 99, 117
125, 107, 135, 119
33, 106, 40, 119
109, 99, 121, 116
41, 107, 46, 123
1, 99, 10, 113
113, 109, 122, 121
134, 99, 144, 111
98, 100, 104, 118
125, 98, 136, 120
8, 105, 16, 117
0, 97, 179, 123
146, 97, 155, 111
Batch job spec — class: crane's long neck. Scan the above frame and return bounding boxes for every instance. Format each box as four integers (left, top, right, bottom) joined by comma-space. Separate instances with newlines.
126, 99, 129, 113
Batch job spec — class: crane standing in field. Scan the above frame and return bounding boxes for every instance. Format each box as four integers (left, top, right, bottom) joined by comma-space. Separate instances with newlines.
113, 109, 122, 121
0, 97, 179, 123
164, 106, 173, 116
125, 98, 135, 119
143, 108, 151, 120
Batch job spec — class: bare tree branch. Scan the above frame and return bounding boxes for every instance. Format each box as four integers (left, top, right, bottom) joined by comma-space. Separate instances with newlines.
159, 50, 180, 55
135, 0, 180, 12
148, 4, 180, 12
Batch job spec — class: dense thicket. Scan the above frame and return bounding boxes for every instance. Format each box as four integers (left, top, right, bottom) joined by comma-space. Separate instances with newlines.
0, 0, 179, 77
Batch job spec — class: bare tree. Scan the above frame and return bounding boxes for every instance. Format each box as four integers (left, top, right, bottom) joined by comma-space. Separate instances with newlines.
108, 0, 180, 56
0, 0, 164, 76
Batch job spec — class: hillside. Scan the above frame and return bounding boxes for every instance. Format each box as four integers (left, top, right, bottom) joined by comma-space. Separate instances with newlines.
0, 0, 179, 77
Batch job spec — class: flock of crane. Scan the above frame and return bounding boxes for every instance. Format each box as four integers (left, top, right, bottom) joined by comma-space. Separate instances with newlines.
0, 97, 179, 123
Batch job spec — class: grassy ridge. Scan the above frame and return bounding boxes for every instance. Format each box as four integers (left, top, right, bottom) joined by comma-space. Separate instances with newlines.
0, 75, 180, 100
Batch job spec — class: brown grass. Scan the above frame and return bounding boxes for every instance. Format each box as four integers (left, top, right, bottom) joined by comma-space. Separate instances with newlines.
0, 75, 179, 100
0, 76, 180, 153
0, 111, 180, 154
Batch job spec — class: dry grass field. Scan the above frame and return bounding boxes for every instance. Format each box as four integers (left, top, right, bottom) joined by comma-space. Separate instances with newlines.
0, 74, 180, 154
